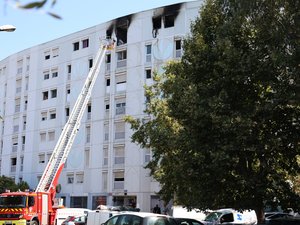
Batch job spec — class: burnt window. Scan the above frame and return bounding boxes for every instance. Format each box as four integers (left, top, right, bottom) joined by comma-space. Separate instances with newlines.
106, 28, 113, 40
116, 17, 129, 46
164, 14, 175, 28
152, 16, 162, 29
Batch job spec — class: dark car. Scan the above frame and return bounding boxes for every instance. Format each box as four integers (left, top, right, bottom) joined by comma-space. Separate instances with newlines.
174, 218, 204, 225
102, 212, 177, 225
265, 212, 300, 225
62, 215, 87, 225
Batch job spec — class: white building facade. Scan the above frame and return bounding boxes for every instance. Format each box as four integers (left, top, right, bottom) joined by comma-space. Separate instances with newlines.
0, 1, 202, 212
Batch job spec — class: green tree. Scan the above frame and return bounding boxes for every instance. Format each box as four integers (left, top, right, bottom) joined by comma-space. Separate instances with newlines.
8, 0, 61, 19
126, 0, 300, 222
0, 176, 29, 193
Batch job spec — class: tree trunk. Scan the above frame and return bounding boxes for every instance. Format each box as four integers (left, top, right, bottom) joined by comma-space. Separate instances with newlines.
255, 207, 265, 224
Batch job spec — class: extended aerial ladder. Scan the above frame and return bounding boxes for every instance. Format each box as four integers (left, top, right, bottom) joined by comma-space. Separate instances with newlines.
36, 39, 115, 199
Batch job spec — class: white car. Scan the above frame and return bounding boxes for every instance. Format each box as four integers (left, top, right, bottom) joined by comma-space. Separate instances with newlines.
102, 212, 177, 225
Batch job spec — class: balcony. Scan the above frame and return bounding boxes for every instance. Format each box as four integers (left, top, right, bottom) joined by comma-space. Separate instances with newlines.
113, 181, 124, 190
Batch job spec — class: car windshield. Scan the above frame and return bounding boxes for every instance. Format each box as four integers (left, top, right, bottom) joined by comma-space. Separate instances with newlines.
0, 196, 27, 208
146, 217, 177, 225
204, 212, 222, 222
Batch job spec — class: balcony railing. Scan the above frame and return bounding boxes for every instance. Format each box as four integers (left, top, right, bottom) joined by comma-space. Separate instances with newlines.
12, 145, 18, 152
116, 107, 125, 115
115, 132, 125, 140
113, 181, 124, 190
117, 59, 127, 68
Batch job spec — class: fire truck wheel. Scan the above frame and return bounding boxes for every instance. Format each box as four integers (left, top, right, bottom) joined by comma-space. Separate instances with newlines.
30, 221, 38, 225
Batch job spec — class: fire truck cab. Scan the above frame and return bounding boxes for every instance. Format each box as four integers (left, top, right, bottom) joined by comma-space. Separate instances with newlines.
0, 190, 57, 225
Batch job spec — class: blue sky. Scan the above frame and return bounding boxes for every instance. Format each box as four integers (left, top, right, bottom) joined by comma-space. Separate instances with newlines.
0, 0, 195, 60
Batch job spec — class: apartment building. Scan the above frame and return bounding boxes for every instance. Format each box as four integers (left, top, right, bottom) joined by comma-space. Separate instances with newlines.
0, 1, 202, 212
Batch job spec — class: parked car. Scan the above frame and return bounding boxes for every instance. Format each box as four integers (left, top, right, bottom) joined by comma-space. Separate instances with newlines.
174, 218, 204, 225
62, 215, 87, 225
201, 208, 257, 225
265, 212, 300, 225
102, 212, 177, 225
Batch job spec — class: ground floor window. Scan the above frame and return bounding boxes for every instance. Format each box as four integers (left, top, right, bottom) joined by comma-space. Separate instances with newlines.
70, 196, 87, 208
92, 196, 107, 209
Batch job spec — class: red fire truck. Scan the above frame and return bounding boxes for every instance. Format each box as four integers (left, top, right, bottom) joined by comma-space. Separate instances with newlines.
0, 40, 114, 225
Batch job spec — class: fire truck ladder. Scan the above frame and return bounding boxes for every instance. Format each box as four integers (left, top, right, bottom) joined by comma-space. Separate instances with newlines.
36, 40, 114, 193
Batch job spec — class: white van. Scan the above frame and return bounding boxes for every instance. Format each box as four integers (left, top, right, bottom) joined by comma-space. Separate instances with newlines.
170, 205, 206, 220
55, 208, 92, 225
202, 208, 257, 225
86, 210, 120, 225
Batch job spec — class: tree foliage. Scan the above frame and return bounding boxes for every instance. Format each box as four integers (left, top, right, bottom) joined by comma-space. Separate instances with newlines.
126, 0, 300, 219
9, 0, 61, 19
0, 176, 29, 193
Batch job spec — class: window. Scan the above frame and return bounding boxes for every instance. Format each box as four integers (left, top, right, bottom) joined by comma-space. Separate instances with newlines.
145, 149, 151, 163
84, 148, 90, 167
43, 71, 50, 80
103, 147, 108, 166
113, 171, 124, 189
52, 71, 58, 78
104, 123, 109, 141
86, 126, 91, 143
44, 51, 50, 60
15, 98, 21, 113
164, 14, 175, 28
153, 16, 162, 30
102, 172, 108, 191
65, 107, 70, 117
16, 79, 22, 93
106, 54, 111, 63
116, 102, 126, 115
41, 111, 47, 121
67, 173, 74, 184
105, 104, 110, 110
87, 104, 91, 120
11, 157, 17, 172
40, 132, 46, 142
82, 39, 89, 48
49, 110, 56, 119
106, 54, 111, 72
116, 74, 126, 92
67, 65, 72, 73
52, 48, 59, 57
48, 131, 55, 141
38, 153, 45, 163
20, 156, 24, 172
115, 122, 125, 140
12, 137, 18, 152
146, 69, 152, 79
17, 60, 23, 74
51, 89, 57, 98
42, 91, 48, 100
145, 44, 152, 62
175, 39, 182, 58
116, 50, 127, 68
73, 42, 79, 51
13, 118, 19, 133
106, 79, 110, 87
89, 58, 93, 69
114, 147, 125, 165
76, 173, 84, 183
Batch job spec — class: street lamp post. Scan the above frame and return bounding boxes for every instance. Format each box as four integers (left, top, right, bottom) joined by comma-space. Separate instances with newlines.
0, 24, 16, 32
